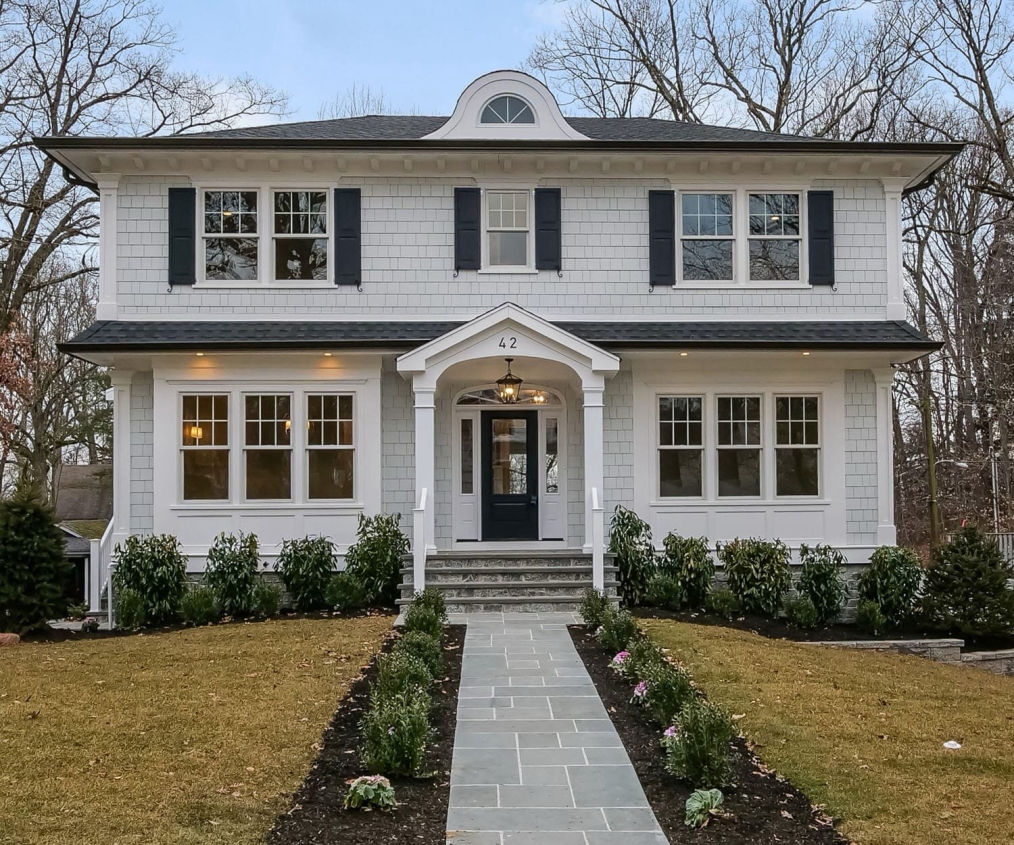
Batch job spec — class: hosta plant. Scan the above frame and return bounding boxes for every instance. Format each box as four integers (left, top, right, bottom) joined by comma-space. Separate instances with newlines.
344, 775, 396, 811
609, 506, 655, 607
797, 543, 848, 625
659, 533, 714, 608
684, 788, 726, 828
718, 538, 791, 617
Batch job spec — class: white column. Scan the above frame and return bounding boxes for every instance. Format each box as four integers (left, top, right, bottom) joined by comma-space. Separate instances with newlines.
873, 367, 897, 545
882, 177, 907, 321
110, 370, 133, 541
95, 174, 120, 321
583, 383, 606, 590
413, 386, 436, 589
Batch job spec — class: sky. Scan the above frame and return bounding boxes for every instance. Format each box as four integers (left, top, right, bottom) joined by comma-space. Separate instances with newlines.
165, 0, 571, 123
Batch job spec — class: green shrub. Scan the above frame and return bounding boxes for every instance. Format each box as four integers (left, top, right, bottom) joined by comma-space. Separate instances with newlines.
344, 513, 410, 607
704, 588, 741, 620
662, 700, 737, 788
579, 587, 610, 628
393, 630, 444, 677
920, 526, 1014, 637
372, 651, 432, 700
275, 536, 336, 612
797, 543, 848, 625
326, 572, 369, 613
659, 533, 714, 609
641, 661, 696, 726
624, 635, 667, 679
360, 689, 432, 776
251, 579, 281, 617
609, 506, 656, 607
412, 587, 448, 622
344, 775, 396, 811
718, 538, 791, 617
204, 531, 259, 617
596, 606, 638, 653
0, 495, 72, 634
116, 588, 146, 629
114, 534, 187, 626
180, 586, 220, 627
402, 602, 443, 640
857, 545, 922, 626
783, 595, 818, 630
645, 574, 685, 611
856, 599, 886, 635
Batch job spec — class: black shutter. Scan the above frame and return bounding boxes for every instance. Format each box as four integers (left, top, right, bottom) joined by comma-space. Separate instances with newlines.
334, 187, 362, 287
534, 187, 562, 271
454, 187, 481, 272
648, 190, 675, 289
807, 190, 835, 286
167, 187, 196, 286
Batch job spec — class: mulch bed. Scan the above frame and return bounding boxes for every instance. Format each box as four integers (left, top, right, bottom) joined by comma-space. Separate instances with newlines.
570, 625, 848, 845
636, 608, 1014, 652
268, 625, 465, 845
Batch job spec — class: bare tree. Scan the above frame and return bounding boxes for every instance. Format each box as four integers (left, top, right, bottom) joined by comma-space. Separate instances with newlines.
318, 83, 392, 119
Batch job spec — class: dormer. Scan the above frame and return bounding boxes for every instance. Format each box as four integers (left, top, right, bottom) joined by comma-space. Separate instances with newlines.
423, 70, 589, 142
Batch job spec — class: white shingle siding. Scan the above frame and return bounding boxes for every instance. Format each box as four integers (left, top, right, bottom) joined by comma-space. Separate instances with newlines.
114, 176, 887, 319
381, 367, 415, 533
129, 372, 154, 533
603, 368, 635, 518
844, 369, 879, 544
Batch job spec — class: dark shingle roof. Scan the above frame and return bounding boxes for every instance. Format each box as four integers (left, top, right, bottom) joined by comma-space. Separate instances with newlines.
182, 114, 812, 144
61, 320, 938, 353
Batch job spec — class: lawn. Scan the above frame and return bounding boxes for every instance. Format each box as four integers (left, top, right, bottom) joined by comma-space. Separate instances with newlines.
640, 617, 1014, 845
0, 615, 393, 845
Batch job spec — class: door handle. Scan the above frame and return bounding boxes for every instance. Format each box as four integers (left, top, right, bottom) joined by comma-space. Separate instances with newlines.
529, 494, 538, 507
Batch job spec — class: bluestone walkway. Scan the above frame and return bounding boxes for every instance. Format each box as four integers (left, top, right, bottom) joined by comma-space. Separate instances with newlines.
445, 612, 668, 845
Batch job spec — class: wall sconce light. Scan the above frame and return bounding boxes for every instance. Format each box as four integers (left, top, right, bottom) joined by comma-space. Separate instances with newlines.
189, 425, 203, 441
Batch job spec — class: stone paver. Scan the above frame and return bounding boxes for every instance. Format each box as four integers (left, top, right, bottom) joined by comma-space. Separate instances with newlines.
446, 612, 668, 845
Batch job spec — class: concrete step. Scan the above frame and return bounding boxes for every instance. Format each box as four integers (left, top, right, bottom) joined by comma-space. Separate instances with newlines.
422, 556, 597, 569
421, 595, 590, 613
402, 580, 616, 599
401, 566, 616, 583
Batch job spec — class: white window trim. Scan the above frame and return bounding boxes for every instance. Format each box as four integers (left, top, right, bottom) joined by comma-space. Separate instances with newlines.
773, 393, 822, 498
656, 394, 706, 500
305, 392, 356, 502
198, 188, 262, 287
179, 391, 231, 503
673, 187, 809, 289
241, 392, 294, 503
479, 186, 537, 273
715, 393, 764, 500
270, 187, 334, 285
479, 94, 537, 126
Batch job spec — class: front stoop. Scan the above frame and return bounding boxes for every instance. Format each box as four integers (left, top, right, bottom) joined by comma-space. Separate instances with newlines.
398, 551, 619, 613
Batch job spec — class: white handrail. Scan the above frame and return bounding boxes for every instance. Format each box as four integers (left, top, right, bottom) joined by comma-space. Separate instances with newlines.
591, 486, 605, 592
412, 487, 428, 593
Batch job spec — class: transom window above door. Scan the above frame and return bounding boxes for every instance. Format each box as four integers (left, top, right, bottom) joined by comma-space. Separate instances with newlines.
457, 387, 561, 406
480, 95, 535, 124
486, 190, 530, 267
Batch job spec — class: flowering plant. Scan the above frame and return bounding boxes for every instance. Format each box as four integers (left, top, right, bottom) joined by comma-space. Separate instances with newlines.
344, 774, 396, 811
631, 680, 648, 704
609, 651, 630, 673
663, 725, 679, 739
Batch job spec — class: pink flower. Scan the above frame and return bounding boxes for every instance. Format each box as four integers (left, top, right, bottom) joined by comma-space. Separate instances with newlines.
609, 651, 630, 673
633, 681, 648, 698
663, 725, 678, 738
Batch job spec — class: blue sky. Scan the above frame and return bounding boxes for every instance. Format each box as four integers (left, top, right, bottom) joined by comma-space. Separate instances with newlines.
166, 0, 569, 122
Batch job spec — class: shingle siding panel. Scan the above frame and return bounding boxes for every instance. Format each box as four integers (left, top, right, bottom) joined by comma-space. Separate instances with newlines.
845, 369, 878, 544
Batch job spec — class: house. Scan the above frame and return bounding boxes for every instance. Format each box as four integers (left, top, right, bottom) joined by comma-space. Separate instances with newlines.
53, 463, 112, 605
39, 70, 958, 612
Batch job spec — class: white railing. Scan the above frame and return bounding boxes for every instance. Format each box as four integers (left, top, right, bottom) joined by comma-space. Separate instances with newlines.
413, 487, 428, 593
591, 486, 605, 591
990, 532, 1014, 563
89, 518, 115, 614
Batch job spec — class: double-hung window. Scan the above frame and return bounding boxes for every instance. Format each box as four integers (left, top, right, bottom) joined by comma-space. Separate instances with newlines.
181, 394, 229, 500
203, 191, 258, 281
775, 396, 820, 495
658, 396, 704, 497
306, 394, 354, 499
244, 394, 292, 500
716, 396, 762, 497
748, 193, 801, 281
680, 193, 734, 281
274, 191, 329, 281
486, 190, 529, 267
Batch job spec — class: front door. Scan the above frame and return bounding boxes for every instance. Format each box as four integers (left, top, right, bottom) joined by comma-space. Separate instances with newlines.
481, 410, 539, 540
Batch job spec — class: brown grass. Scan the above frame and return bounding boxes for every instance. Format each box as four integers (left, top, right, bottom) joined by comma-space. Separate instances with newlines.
0, 615, 393, 845
640, 618, 1014, 845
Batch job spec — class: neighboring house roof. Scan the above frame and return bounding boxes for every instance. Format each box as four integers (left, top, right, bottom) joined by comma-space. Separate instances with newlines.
61, 519, 110, 540
53, 464, 113, 522
58, 525, 92, 556
60, 319, 940, 353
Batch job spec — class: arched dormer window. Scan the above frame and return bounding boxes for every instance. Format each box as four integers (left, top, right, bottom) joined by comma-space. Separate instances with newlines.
480, 95, 535, 125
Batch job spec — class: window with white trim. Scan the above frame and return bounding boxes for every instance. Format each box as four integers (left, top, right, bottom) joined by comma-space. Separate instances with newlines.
481, 95, 535, 124
716, 396, 762, 497
203, 191, 258, 281
273, 190, 328, 281
306, 394, 354, 499
244, 394, 292, 500
181, 394, 229, 500
748, 193, 801, 281
486, 190, 529, 266
658, 396, 704, 497
775, 395, 820, 496
680, 193, 734, 281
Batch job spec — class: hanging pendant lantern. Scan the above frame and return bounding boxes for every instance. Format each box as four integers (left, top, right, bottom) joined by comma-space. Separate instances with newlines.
496, 358, 523, 404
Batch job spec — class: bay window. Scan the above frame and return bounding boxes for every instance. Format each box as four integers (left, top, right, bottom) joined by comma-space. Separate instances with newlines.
203, 190, 258, 281
658, 396, 703, 497
181, 394, 229, 500
775, 395, 820, 496
244, 394, 292, 500
748, 193, 801, 281
680, 193, 734, 281
717, 396, 761, 497
274, 190, 329, 281
306, 394, 354, 499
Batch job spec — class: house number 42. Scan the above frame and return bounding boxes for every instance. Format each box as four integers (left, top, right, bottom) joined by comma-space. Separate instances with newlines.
498, 336, 517, 349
